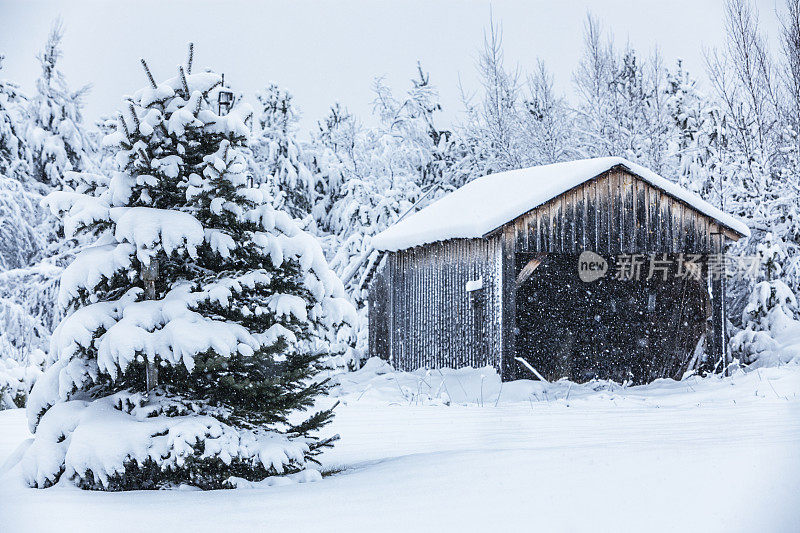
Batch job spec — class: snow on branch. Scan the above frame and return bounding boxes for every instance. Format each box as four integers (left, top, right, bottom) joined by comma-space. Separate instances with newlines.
112, 207, 204, 263
21, 393, 311, 489
97, 301, 257, 377
44, 190, 110, 238
58, 243, 135, 308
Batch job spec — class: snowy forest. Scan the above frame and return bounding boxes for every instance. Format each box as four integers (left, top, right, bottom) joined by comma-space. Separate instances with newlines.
1, 0, 800, 502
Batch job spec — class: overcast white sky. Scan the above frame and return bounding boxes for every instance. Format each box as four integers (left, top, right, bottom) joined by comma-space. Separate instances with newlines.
0, 0, 784, 132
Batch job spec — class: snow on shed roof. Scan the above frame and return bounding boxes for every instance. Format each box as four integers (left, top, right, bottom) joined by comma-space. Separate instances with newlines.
371, 157, 750, 252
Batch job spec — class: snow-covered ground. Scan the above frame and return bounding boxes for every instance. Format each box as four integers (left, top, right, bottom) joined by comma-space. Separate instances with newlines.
2, 360, 800, 532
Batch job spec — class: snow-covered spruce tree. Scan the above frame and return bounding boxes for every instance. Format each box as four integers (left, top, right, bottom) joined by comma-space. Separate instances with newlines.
308, 103, 352, 227
320, 98, 423, 297
0, 54, 31, 182
372, 63, 455, 192
252, 84, 316, 220
26, 20, 93, 189
0, 355, 40, 409
730, 279, 800, 367
21, 55, 355, 490
0, 271, 47, 410
573, 15, 673, 174
459, 19, 525, 176
520, 60, 576, 165
0, 53, 55, 271
0, 53, 62, 405
701, 0, 799, 319
0, 171, 55, 272
731, 232, 800, 367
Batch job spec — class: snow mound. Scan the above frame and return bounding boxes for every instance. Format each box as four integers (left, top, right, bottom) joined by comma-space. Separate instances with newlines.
226, 468, 321, 489
328, 357, 800, 407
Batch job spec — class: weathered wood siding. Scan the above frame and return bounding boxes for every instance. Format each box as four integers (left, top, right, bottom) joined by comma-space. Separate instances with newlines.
507, 168, 725, 254
367, 261, 391, 362
369, 237, 504, 372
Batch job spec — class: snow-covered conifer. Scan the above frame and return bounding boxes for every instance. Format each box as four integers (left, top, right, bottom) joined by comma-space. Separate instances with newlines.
308, 103, 352, 226
459, 19, 524, 175
573, 16, 672, 174
0, 54, 62, 406
0, 356, 40, 409
731, 279, 799, 367
373, 63, 455, 191
252, 84, 315, 220
26, 20, 93, 188
0, 174, 55, 271
0, 55, 31, 182
520, 60, 576, 165
21, 51, 355, 490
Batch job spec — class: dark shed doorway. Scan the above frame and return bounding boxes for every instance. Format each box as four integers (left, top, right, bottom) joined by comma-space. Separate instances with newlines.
513, 253, 709, 384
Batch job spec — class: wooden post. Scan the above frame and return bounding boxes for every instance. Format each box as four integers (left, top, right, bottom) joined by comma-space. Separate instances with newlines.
709, 233, 728, 376
388, 252, 396, 370
141, 259, 159, 395
500, 227, 517, 381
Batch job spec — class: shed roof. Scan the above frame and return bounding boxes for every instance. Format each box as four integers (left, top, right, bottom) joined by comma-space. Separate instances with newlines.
371, 157, 750, 252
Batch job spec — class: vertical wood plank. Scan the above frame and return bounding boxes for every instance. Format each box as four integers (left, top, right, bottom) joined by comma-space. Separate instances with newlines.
412, 248, 418, 371
661, 194, 672, 254
516, 218, 525, 252
647, 183, 654, 251
598, 173, 609, 254
542, 204, 551, 252
553, 198, 561, 253
500, 226, 516, 380
623, 172, 635, 253
636, 179, 647, 251
593, 178, 600, 252
396, 251, 403, 370
456, 242, 463, 368
387, 252, 393, 367
396, 251, 402, 370
579, 186, 584, 250
630, 176, 638, 252
673, 201, 683, 253
492, 235, 502, 371
572, 188, 579, 252
611, 171, 621, 255
563, 191, 570, 253
586, 180, 597, 251
653, 189, 662, 251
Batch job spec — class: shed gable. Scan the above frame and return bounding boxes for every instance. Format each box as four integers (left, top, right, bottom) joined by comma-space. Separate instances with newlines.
501, 167, 732, 255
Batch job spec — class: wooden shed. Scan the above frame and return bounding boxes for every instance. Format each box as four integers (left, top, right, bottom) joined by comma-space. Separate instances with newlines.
367, 157, 750, 383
